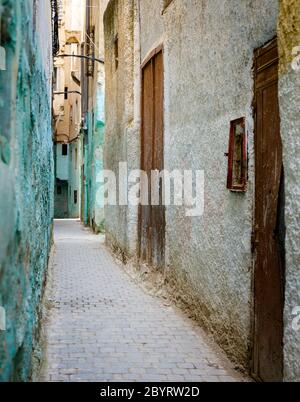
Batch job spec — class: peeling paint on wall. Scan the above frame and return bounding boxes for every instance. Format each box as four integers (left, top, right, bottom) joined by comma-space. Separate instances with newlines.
0, 0, 53, 381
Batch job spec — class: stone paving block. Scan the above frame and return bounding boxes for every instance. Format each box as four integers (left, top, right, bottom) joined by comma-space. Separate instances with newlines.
40, 220, 248, 383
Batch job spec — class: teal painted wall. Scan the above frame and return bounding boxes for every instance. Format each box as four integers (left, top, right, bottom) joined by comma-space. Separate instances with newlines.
91, 84, 105, 233
91, 120, 105, 232
83, 82, 105, 232
0, 0, 53, 381
83, 125, 90, 226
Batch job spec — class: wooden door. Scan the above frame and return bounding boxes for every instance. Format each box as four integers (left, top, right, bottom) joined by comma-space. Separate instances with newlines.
252, 39, 285, 382
139, 49, 165, 268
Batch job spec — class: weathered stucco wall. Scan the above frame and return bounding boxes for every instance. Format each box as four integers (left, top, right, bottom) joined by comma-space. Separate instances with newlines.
104, 0, 140, 255
104, 0, 300, 379
90, 86, 105, 232
0, 0, 53, 381
278, 0, 300, 382
139, 0, 164, 62
139, 0, 278, 368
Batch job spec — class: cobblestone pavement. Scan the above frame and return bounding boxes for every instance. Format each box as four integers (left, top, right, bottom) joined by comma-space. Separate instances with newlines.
40, 220, 248, 382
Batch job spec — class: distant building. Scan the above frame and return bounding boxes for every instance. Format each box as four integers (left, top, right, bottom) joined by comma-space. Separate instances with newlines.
53, 0, 85, 218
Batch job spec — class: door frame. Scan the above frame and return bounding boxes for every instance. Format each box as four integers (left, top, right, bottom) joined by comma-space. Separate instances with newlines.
141, 44, 164, 70
138, 44, 165, 267
251, 37, 285, 382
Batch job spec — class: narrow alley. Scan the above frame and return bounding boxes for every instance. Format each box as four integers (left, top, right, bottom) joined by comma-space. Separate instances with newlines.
1, 0, 300, 384
40, 220, 245, 382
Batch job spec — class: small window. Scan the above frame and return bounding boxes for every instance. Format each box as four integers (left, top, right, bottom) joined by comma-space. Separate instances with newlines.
62, 144, 68, 156
74, 190, 78, 205
226, 117, 247, 192
64, 87, 68, 99
57, 185, 62, 195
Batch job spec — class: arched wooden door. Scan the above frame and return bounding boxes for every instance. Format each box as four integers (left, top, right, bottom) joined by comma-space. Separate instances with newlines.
252, 39, 285, 382
139, 47, 165, 268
